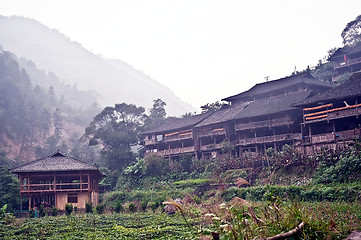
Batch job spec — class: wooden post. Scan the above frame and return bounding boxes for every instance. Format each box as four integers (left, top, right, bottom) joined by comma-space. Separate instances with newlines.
28, 194, 31, 210
80, 172, 82, 191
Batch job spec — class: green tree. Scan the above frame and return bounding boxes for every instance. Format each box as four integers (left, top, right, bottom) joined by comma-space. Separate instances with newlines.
342, 14, 361, 46
200, 101, 224, 113
0, 166, 20, 211
85, 103, 147, 170
145, 99, 167, 130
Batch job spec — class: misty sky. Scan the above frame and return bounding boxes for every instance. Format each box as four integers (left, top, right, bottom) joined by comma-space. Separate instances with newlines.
1, 0, 360, 108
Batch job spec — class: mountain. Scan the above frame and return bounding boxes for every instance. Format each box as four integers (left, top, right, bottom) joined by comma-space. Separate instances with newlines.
0, 15, 195, 116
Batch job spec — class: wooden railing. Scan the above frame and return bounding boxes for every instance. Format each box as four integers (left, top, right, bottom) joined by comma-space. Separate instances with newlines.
237, 133, 302, 146
146, 146, 195, 156
304, 103, 361, 123
21, 182, 89, 193
334, 56, 361, 69
197, 128, 226, 138
310, 129, 360, 144
200, 143, 223, 151
235, 118, 293, 131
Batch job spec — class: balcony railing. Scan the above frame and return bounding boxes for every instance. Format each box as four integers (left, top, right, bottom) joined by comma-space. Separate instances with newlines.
310, 129, 360, 144
20, 182, 89, 193
237, 133, 301, 146
304, 103, 361, 123
197, 128, 226, 138
235, 118, 293, 131
200, 143, 223, 151
146, 146, 195, 157
334, 56, 361, 70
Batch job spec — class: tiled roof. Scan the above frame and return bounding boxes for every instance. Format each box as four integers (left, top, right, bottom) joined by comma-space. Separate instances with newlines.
141, 111, 214, 134
222, 72, 331, 102
195, 103, 248, 127
231, 91, 312, 120
297, 71, 361, 106
10, 152, 102, 174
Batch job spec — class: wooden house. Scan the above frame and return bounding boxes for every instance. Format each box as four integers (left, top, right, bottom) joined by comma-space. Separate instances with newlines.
11, 151, 105, 210
142, 72, 332, 159
328, 45, 361, 76
142, 112, 212, 159
297, 71, 361, 154
219, 72, 332, 156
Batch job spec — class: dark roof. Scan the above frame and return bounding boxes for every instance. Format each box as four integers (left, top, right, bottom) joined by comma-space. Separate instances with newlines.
10, 151, 103, 175
195, 103, 248, 127
222, 72, 331, 102
141, 111, 214, 134
232, 91, 312, 120
296, 71, 361, 106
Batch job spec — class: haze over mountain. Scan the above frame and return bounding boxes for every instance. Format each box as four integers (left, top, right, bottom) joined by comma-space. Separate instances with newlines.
0, 15, 195, 116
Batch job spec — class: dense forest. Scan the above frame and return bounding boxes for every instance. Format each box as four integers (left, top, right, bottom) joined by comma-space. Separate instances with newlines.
1, 14, 361, 240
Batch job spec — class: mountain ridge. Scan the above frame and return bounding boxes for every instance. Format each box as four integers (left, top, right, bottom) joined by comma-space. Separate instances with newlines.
0, 15, 195, 116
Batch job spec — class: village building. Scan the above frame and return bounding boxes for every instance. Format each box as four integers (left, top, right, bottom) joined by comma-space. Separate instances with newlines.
10, 151, 105, 210
142, 112, 213, 159
297, 71, 361, 154
142, 72, 333, 159
328, 44, 361, 77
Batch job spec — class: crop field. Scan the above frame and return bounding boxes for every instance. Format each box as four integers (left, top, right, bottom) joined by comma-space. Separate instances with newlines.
1, 200, 361, 240
0, 212, 200, 240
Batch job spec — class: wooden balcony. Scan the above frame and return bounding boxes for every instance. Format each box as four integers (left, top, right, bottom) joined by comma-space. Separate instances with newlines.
200, 143, 223, 151
197, 128, 226, 138
20, 182, 89, 193
146, 146, 195, 157
334, 56, 361, 70
237, 133, 302, 146
144, 138, 156, 145
310, 129, 360, 144
164, 132, 192, 142
304, 104, 361, 124
144, 132, 193, 146
235, 118, 293, 131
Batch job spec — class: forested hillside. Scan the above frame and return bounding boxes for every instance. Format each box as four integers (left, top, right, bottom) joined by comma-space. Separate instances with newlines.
0, 15, 195, 116
0, 50, 100, 163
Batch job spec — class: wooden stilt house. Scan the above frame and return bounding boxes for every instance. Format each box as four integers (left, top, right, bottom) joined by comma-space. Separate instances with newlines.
11, 151, 105, 210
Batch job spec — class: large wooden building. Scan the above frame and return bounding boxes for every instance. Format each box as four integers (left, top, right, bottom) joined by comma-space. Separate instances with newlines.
142, 72, 333, 159
11, 151, 105, 210
297, 71, 361, 154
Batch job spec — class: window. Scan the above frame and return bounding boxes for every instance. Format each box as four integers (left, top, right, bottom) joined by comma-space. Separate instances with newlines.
68, 194, 78, 203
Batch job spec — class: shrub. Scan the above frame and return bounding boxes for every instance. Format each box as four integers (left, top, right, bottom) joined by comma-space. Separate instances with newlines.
73, 206, 78, 213
85, 201, 93, 213
143, 154, 169, 176
39, 203, 45, 217
115, 201, 123, 213
141, 200, 148, 211
65, 203, 73, 216
96, 204, 105, 214
51, 207, 58, 216
129, 202, 137, 213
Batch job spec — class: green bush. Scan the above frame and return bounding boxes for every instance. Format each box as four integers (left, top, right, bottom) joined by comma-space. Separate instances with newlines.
51, 207, 58, 216
128, 202, 136, 213
65, 203, 73, 216
39, 203, 45, 217
96, 204, 105, 214
85, 201, 93, 213
143, 154, 169, 176
115, 201, 123, 213
223, 184, 361, 202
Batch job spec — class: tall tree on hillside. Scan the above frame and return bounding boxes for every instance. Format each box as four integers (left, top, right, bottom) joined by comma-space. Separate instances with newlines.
200, 101, 224, 113
85, 103, 147, 170
342, 14, 361, 46
145, 99, 167, 130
